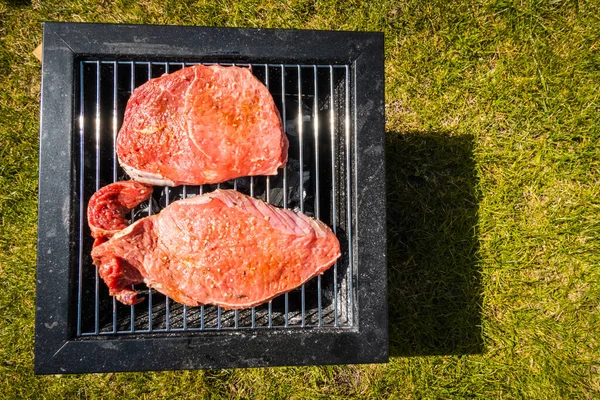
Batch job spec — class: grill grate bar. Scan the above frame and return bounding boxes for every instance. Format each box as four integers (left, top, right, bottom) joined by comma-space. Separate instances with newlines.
281, 65, 289, 327
264, 64, 271, 205
76, 61, 85, 337
329, 66, 339, 327
80, 324, 351, 335
112, 61, 118, 333
163, 61, 172, 332
129, 61, 136, 333
200, 305, 205, 329
181, 133, 189, 331
264, 64, 272, 328
197, 146, 205, 342
247, 167, 256, 328
94, 60, 101, 335
281, 65, 287, 211
163, 190, 171, 330
313, 65, 322, 327
159, 63, 171, 331
112, 62, 119, 182
297, 67, 304, 213
232, 64, 242, 330
146, 63, 154, 333
77, 60, 354, 335
345, 65, 353, 324
85, 61, 349, 69
297, 65, 306, 327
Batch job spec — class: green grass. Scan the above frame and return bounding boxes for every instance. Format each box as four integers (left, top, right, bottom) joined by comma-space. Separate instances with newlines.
1, 0, 599, 398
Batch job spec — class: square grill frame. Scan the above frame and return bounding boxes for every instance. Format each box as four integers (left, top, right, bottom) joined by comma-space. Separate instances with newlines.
36, 22, 386, 374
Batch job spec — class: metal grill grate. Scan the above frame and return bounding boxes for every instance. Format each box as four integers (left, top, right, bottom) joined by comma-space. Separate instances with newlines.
75, 60, 355, 336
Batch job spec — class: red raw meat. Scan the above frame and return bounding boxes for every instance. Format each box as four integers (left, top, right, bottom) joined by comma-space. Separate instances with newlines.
87, 181, 153, 240
89, 182, 341, 308
86, 181, 154, 304
117, 65, 288, 186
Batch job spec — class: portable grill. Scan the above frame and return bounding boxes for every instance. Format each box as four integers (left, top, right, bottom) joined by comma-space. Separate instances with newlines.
36, 22, 386, 374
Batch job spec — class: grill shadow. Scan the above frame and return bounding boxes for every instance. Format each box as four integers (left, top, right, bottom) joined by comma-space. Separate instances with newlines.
386, 131, 483, 356
4, 0, 30, 7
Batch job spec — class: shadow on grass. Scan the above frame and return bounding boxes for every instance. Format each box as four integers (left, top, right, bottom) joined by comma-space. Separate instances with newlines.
4, 0, 31, 7
386, 131, 483, 357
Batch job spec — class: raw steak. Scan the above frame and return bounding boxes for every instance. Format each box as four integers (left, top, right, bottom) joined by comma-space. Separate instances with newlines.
87, 181, 154, 241
117, 65, 288, 186
89, 182, 341, 308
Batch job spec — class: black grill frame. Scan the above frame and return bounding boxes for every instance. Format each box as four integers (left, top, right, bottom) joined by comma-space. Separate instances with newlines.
35, 22, 386, 374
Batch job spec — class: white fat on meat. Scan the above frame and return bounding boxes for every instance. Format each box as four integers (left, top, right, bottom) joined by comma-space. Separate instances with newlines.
119, 161, 175, 187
